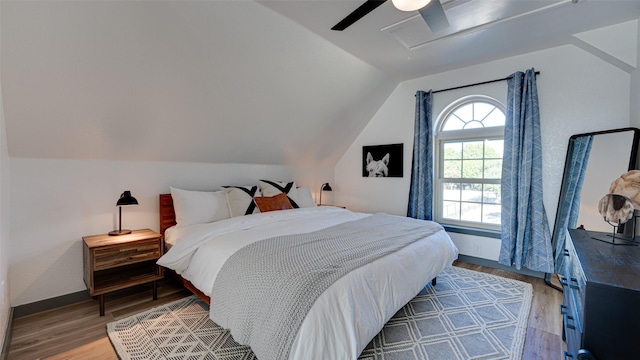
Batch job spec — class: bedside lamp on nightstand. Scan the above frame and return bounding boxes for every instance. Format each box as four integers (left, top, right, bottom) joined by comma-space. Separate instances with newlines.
319, 183, 332, 206
109, 190, 138, 236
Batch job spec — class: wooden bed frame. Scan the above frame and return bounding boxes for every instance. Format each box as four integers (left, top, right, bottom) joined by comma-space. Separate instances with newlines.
159, 193, 211, 304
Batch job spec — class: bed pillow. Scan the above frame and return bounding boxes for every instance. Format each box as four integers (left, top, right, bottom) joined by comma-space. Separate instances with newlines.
222, 185, 261, 217
253, 193, 294, 213
170, 187, 231, 226
258, 180, 300, 208
295, 186, 317, 208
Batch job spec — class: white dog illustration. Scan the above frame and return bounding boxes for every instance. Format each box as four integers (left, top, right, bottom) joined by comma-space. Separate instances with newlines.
366, 152, 389, 177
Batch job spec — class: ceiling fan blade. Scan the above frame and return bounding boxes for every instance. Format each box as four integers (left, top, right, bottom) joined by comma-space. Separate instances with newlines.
331, 0, 387, 31
419, 0, 449, 33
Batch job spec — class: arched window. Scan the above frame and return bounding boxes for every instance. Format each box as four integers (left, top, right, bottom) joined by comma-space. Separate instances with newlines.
435, 96, 505, 230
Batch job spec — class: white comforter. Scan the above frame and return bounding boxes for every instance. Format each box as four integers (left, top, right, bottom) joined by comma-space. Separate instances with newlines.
158, 207, 458, 360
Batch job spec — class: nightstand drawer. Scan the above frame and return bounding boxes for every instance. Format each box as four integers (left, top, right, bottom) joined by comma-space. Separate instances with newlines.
94, 239, 161, 270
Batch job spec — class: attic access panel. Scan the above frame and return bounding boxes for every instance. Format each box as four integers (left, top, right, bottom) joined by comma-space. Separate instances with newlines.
381, 0, 568, 50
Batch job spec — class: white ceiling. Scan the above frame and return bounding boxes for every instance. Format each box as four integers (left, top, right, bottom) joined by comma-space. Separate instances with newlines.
264, 0, 640, 80
2, 0, 640, 166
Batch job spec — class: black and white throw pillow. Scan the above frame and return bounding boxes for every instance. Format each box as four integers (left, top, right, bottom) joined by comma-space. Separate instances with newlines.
221, 185, 261, 217
258, 180, 300, 208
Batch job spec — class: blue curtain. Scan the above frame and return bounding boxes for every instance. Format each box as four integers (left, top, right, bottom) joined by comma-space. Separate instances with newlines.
499, 69, 554, 272
552, 136, 593, 273
408, 90, 434, 220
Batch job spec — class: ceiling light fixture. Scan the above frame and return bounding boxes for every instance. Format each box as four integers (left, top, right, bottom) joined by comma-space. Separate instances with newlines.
392, 0, 432, 12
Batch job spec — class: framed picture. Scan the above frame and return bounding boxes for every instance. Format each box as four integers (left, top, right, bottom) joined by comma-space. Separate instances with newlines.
362, 143, 403, 177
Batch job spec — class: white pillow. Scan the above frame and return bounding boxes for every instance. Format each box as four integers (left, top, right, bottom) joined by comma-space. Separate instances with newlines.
259, 180, 300, 208
221, 185, 261, 217
295, 186, 317, 208
170, 187, 231, 226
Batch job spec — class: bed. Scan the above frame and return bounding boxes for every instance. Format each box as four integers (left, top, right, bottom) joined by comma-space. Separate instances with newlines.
157, 191, 458, 360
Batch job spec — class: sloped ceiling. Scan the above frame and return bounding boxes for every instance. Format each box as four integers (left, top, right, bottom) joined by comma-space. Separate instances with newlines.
1, 1, 394, 166
2, 1, 640, 166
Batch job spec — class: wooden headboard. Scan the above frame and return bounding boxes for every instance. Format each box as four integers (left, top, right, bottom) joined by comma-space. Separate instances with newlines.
159, 194, 176, 236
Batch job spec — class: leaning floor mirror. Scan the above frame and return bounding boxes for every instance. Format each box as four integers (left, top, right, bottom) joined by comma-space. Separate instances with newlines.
550, 127, 640, 283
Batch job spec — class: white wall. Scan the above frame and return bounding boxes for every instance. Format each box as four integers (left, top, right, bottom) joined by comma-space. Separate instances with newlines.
0, 84, 7, 354
0, 2, 9, 347
9, 159, 332, 306
335, 43, 631, 261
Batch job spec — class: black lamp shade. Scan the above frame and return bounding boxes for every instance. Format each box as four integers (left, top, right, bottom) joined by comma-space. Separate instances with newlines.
116, 191, 138, 206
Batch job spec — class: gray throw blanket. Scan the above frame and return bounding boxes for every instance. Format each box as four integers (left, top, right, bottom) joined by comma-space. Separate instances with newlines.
210, 213, 443, 360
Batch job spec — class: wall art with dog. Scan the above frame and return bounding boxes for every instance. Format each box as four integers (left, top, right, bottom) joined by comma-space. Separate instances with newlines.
362, 143, 403, 178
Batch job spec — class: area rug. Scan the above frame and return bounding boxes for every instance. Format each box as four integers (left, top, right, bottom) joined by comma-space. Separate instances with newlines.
107, 266, 532, 360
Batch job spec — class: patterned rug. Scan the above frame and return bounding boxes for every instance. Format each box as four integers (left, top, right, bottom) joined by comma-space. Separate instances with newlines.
107, 266, 532, 360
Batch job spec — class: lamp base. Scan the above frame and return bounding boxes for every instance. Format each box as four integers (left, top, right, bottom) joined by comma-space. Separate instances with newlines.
108, 229, 132, 236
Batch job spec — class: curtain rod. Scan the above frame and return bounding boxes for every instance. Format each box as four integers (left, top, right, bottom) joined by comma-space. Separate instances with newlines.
430, 71, 540, 94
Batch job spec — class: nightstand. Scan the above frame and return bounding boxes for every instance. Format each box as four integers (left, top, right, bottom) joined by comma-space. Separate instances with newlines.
83, 229, 164, 316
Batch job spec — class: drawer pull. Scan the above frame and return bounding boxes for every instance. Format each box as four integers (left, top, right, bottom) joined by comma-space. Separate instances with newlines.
564, 313, 576, 330
564, 249, 570, 257
570, 277, 580, 290
564, 351, 574, 359
560, 304, 568, 315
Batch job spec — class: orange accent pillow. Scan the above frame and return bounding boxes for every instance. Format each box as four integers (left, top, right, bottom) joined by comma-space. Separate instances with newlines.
253, 192, 293, 212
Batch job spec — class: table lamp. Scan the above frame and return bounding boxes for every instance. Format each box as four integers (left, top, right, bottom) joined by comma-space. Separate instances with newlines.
109, 191, 138, 236
319, 183, 332, 206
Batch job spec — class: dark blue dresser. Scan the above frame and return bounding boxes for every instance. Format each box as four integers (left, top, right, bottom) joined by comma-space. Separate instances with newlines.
562, 228, 640, 359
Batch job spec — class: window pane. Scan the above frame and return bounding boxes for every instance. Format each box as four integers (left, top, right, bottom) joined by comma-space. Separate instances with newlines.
463, 120, 483, 129
461, 202, 481, 222
485, 139, 504, 158
454, 104, 473, 121
483, 110, 505, 127
463, 141, 484, 159
442, 201, 460, 220
442, 182, 461, 201
483, 184, 501, 204
443, 160, 462, 178
474, 102, 495, 121
484, 159, 502, 179
461, 183, 482, 202
442, 118, 465, 131
462, 159, 483, 178
483, 204, 501, 224
443, 142, 462, 159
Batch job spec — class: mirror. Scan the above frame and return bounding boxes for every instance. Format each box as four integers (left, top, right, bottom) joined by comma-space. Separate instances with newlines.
551, 127, 640, 273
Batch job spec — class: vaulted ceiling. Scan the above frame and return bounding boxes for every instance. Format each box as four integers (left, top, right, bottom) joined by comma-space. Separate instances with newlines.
2, 0, 640, 166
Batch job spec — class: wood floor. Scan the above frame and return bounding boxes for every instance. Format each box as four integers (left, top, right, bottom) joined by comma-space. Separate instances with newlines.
7, 261, 565, 359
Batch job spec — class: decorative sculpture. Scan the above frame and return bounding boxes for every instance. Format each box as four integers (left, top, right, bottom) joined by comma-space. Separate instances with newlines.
609, 170, 640, 209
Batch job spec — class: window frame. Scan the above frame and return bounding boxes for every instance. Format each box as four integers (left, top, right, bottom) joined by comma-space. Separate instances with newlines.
434, 95, 506, 231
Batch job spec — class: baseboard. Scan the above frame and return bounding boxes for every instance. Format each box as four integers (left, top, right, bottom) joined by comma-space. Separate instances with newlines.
457, 254, 545, 279
13, 290, 90, 319
0, 307, 13, 360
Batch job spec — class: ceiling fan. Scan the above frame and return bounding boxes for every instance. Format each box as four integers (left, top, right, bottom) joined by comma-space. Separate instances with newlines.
331, 0, 449, 33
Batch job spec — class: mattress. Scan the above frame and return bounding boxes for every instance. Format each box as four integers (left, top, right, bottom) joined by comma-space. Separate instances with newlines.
157, 206, 458, 359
